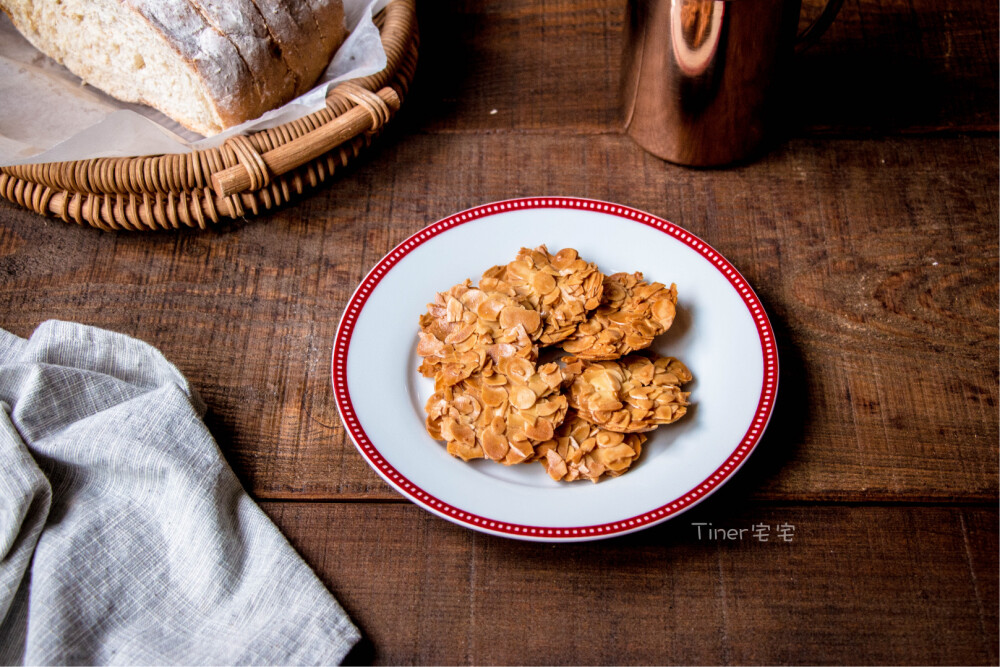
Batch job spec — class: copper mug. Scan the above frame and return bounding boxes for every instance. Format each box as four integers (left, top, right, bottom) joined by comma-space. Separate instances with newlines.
621, 0, 843, 166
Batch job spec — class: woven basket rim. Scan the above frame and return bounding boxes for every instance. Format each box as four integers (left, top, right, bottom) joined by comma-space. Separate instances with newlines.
0, 0, 418, 231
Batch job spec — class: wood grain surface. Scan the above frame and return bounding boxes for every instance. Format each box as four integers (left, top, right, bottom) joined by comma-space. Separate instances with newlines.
0, 0, 996, 663
261, 501, 999, 666
2, 134, 994, 503
409, 0, 999, 135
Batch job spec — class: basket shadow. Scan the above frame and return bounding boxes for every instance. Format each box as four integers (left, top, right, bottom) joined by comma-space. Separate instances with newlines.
401, 1, 482, 133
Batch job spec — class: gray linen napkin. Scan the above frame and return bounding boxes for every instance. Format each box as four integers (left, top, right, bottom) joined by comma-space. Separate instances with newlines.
0, 321, 360, 665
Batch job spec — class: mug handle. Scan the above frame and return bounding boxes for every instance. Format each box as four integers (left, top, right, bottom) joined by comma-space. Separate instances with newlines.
795, 0, 845, 52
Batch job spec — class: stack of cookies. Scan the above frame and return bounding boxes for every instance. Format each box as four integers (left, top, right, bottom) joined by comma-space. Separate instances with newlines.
418, 246, 693, 483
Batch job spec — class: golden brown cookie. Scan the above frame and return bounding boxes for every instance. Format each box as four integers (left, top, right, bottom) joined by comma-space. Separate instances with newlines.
417, 279, 543, 388
567, 354, 692, 433
535, 410, 647, 482
481, 246, 604, 345
561, 272, 678, 360
424, 357, 580, 465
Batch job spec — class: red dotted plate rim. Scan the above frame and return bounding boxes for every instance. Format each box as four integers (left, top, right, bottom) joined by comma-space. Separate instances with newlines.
332, 197, 778, 542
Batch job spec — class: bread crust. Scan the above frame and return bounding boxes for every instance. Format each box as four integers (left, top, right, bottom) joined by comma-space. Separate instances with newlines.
126, 0, 258, 130
0, 0, 348, 135
187, 0, 298, 109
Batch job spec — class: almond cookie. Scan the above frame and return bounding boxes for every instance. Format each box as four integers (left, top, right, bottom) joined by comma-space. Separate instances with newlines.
567, 354, 692, 433
535, 411, 647, 482
417, 279, 543, 388
481, 246, 604, 345
424, 357, 581, 465
561, 272, 678, 360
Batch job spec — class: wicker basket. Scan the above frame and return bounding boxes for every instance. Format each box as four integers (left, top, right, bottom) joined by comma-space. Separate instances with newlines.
0, 0, 418, 231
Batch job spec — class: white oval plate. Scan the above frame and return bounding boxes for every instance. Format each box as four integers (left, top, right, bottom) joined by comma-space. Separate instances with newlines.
332, 197, 777, 542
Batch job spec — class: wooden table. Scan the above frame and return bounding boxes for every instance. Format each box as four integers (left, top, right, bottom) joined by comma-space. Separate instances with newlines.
1, 1, 996, 664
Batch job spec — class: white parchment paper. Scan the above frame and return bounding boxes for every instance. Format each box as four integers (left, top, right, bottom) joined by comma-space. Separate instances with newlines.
0, 0, 390, 167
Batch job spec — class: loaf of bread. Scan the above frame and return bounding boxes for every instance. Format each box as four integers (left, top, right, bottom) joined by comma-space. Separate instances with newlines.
0, 0, 348, 136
